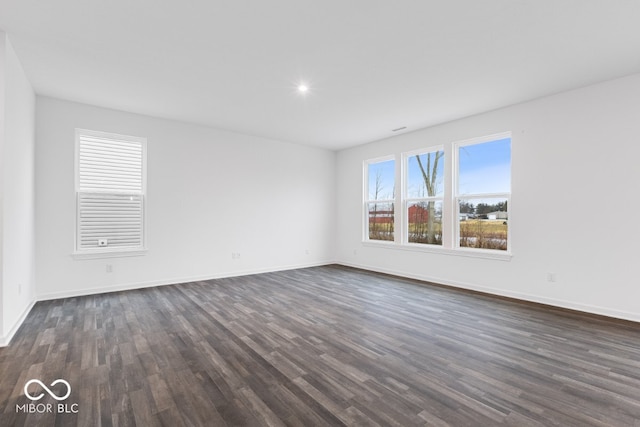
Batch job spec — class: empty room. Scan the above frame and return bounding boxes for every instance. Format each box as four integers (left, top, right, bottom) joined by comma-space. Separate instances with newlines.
1, 1, 639, 426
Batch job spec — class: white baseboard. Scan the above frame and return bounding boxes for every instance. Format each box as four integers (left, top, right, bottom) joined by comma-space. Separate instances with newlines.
0, 299, 36, 347
337, 261, 640, 323
37, 260, 335, 301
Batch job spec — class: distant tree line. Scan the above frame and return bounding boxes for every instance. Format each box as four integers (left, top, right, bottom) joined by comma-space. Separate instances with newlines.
459, 201, 507, 215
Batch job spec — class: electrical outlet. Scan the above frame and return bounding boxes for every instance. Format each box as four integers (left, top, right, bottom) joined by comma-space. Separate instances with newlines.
232, 253, 241, 260
106, 264, 113, 273
547, 272, 556, 283
18, 283, 22, 295
305, 249, 310, 255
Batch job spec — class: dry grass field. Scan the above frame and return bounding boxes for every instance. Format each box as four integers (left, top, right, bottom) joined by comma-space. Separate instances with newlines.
369, 218, 508, 250
460, 219, 508, 250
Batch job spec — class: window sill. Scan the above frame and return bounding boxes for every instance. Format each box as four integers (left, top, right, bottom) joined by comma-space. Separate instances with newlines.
71, 248, 148, 260
362, 241, 512, 261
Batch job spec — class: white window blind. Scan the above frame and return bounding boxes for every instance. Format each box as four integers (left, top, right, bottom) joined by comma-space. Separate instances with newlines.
76, 129, 146, 254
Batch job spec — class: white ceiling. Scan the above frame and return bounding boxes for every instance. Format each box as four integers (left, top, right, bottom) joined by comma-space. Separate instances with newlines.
1, 1, 639, 150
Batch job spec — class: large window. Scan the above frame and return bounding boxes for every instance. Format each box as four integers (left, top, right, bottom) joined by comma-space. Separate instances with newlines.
364, 157, 395, 242
455, 135, 511, 251
364, 132, 511, 256
75, 129, 147, 256
405, 148, 444, 245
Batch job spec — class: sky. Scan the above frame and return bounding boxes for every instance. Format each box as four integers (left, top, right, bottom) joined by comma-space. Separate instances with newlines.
368, 137, 511, 201
458, 137, 511, 195
367, 159, 395, 200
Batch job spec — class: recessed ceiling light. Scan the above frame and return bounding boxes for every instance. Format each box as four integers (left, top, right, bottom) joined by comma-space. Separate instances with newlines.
297, 83, 309, 94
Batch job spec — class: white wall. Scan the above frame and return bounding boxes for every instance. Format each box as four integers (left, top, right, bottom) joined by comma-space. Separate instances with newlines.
336, 73, 640, 322
0, 33, 36, 344
36, 97, 336, 299
0, 33, 5, 340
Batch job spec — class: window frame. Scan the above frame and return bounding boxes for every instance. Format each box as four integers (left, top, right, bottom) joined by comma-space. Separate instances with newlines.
402, 146, 445, 247
73, 128, 148, 259
363, 155, 396, 244
362, 132, 512, 260
453, 132, 512, 255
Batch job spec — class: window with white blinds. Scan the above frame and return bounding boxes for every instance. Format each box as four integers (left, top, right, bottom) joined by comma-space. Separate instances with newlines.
75, 129, 147, 254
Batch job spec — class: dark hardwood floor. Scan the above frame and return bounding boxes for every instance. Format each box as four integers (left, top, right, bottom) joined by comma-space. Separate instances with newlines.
1, 265, 639, 426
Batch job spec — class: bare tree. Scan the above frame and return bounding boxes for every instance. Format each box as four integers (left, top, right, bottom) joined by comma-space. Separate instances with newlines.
415, 152, 443, 244
370, 169, 382, 238
370, 169, 393, 240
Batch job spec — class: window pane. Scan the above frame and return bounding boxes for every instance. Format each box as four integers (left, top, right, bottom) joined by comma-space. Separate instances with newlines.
458, 197, 508, 250
407, 151, 444, 198
76, 129, 146, 253
458, 137, 510, 195
408, 201, 442, 245
367, 159, 395, 200
78, 193, 143, 250
368, 202, 394, 241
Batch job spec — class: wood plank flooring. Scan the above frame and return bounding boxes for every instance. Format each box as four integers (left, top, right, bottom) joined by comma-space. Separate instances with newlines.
1, 265, 639, 426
